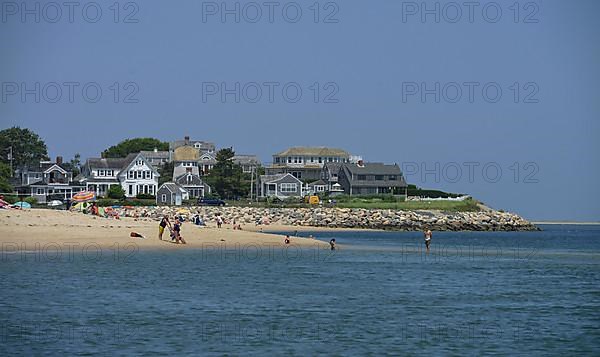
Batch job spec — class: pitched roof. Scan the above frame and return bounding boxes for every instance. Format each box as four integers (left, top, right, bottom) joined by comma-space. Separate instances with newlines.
87, 153, 137, 169
309, 179, 327, 186
170, 139, 215, 151
233, 154, 260, 165
174, 173, 206, 186
158, 182, 188, 194
341, 162, 407, 187
40, 162, 70, 172
140, 150, 169, 159
260, 173, 301, 183
343, 162, 402, 175
274, 147, 350, 157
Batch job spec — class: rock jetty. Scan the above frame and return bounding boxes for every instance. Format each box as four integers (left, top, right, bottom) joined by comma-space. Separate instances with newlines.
110, 206, 539, 231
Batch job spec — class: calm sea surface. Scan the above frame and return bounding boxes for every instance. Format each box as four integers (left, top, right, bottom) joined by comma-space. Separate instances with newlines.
1, 225, 599, 355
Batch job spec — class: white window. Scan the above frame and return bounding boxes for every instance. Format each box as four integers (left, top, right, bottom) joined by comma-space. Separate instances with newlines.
128, 171, 134, 179
280, 183, 298, 193
161, 194, 167, 202
98, 170, 104, 176
128, 185, 133, 195
37, 188, 44, 195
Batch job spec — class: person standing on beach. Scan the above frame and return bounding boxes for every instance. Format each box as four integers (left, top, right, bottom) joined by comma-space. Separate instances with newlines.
284, 235, 290, 244
216, 214, 223, 228
424, 229, 432, 253
158, 216, 172, 240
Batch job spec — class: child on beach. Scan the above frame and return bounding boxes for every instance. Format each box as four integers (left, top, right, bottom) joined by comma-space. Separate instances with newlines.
284, 235, 290, 244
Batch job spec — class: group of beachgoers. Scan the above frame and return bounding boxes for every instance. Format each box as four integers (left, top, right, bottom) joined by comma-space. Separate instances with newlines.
158, 215, 186, 244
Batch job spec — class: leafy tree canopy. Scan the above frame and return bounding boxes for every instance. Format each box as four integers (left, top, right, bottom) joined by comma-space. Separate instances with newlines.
0, 162, 13, 193
0, 127, 49, 168
102, 138, 168, 158
205, 148, 249, 199
159, 161, 174, 186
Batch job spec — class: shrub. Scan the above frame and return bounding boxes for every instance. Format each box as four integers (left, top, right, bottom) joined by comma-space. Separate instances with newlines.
24, 196, 38, 205
123, 199, 156, 206
3, 195, 18, 204
97, 198, 119, 207
107, 185, 126, 199
136, 193, 156, 200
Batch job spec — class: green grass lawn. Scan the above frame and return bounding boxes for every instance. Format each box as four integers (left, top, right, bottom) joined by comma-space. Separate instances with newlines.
334, 198, 480, 211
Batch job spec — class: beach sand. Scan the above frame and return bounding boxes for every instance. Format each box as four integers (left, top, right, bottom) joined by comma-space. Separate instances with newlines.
0, 209, 330, 250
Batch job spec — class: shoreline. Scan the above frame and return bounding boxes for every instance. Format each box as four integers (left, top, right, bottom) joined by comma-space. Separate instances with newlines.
0, 209, 328, 251
0, 206, 545, 254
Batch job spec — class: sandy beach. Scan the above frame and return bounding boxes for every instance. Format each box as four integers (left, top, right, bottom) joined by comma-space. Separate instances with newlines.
0, 209, 330, 250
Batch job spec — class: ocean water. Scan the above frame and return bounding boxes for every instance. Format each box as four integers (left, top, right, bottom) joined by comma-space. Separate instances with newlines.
1, 225, 599, 355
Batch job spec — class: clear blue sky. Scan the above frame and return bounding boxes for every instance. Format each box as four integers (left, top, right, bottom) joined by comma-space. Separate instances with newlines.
1, 0, 599, 221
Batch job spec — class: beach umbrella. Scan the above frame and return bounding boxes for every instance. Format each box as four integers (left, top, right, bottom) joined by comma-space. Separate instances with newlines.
47, 200, 63, 206
13, 201, 32, 209
72, 191, 96, 202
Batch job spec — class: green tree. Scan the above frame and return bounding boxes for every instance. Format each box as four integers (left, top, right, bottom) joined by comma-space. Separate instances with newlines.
0, 127, 49, 168
0, 161, 12, 193
159, 161, 174, 185
205, 148, 247, 199
102, 138, 168, 158
107, 185, 126, 199
69, 153, 81, 176
62, 153, 82, 177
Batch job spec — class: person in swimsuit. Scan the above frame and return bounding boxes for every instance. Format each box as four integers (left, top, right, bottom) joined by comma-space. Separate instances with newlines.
158, 216, 172, 240
284, 235, 290, 244
173, 219, 186, 244
329, 238, 336, 251
424, 229, 432, 253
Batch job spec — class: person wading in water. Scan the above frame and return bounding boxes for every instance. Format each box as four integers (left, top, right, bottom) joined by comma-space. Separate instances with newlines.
424, 229, 432, 253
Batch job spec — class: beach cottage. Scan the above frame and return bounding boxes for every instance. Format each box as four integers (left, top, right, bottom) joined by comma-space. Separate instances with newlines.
156, 183, 188, 206
333, 161, 407, 195
259, 173, 303, 199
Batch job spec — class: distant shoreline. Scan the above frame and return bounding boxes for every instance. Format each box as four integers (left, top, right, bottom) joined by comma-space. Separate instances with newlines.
532, 221, 600, 225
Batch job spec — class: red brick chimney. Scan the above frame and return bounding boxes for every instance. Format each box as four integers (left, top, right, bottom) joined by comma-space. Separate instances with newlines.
184, 136, 190, 145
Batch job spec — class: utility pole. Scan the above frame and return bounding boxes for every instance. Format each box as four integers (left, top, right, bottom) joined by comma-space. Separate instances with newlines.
250, 166, 254, 201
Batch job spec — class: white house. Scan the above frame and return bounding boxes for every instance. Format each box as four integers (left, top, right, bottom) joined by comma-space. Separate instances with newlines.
78, 153, 160, 198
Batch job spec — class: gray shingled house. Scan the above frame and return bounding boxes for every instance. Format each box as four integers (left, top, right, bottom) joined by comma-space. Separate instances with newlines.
333, 161, 407, 195
156, 182, 188, 206
259, 173, 303, 198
